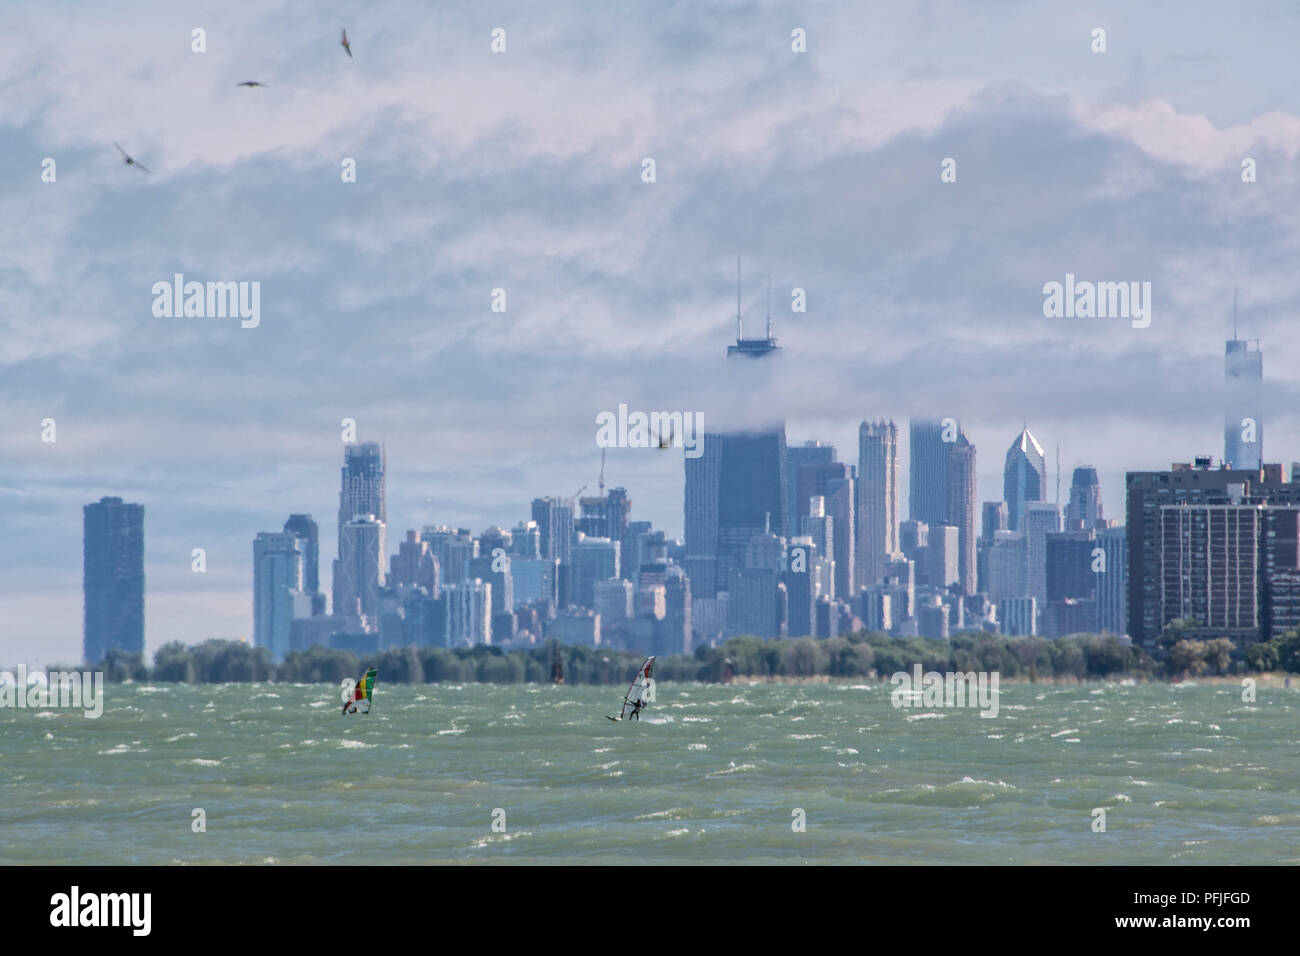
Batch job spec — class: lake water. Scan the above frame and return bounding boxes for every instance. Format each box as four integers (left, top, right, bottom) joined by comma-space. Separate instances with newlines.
4, 680, 1298, 864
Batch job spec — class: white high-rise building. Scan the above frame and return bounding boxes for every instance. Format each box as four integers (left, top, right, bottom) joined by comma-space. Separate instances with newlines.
988, 530, 1027, 607
857, 419, 899, 592
1024, 502, 1063, 620
336, 515, 385, 620
445, 578, 492, 647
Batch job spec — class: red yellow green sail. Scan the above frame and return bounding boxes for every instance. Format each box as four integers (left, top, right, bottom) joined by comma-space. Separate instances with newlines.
351, 667, 377, 703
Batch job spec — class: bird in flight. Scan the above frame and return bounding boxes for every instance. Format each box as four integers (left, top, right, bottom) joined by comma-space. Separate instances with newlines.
113, 142, 151, 173
236, 81, 267, 88
341, 29, 352, 59
657, 422, 675, 449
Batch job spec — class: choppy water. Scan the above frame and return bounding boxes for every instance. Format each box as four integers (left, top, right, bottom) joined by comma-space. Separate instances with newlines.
3, 680, 1298, 864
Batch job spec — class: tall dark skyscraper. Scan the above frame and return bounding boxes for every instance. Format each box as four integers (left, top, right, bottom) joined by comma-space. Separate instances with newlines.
684, 269, 786, 600
83, 496, 145, 663
715, 428, 789, 592
909, 419, 975, 593
1224, 332, 1263, 470
909, 420, 948, 526
1004, 426, 1046, 532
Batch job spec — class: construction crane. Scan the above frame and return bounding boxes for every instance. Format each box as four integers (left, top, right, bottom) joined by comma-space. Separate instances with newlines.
598, 448, 606, 497
565, 485, 587, 507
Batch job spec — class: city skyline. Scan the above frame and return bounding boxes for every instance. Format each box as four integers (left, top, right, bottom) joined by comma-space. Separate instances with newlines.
51, 396, 1300, 667
7, 2, 1300, 664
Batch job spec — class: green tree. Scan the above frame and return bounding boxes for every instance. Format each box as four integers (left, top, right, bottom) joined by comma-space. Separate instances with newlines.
97, 648, 149, 682
1244, 640, 1280, 672
152, 641, 196, 682
1203, 638, 1234, 675
374, 646, 422, 683
278, 646, 358, 683
1168, 639, 1209, 677
1275, 630, 1300, 673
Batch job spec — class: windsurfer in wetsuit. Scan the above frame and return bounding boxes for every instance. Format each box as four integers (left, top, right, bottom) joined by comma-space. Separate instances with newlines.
630, 697, 645, 720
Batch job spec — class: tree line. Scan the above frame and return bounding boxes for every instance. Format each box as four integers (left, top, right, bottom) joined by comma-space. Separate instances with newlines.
81, 625, 1300, 686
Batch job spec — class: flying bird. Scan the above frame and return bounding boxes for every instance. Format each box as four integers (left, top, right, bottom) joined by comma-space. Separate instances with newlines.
341, 29, 352, 58
236, 81, 267, 88
113, 142, 151, 173
657, 422, 675, 449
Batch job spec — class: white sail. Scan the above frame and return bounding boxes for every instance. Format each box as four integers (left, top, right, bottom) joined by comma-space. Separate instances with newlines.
619, 656, 656, 718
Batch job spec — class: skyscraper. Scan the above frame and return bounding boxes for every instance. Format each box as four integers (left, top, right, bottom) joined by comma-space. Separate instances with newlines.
786, 440, 836, 537
1066, 467, 1103, 531
569, 535, 620, 607
390, 529, 439, 593
987, 530, 1026, 608
725, 257, 778, 360
1004, 427, 1046, 532
909, 420, 948, 526
1124, 460, 1300, 646
283, 514, 320, 594
335, 515, 386, 620
857, 420, 899, 591
715, 427, 788, 593
1095, 525, 1128, 636
683, 435, 723, 597
1224, 335, 1263, 470
445, 579, 491, 647
1160, 503, 1261, 636
283, 513, 325, 615
253, 531, 302, 664
338, 442, 385, 531
1024, 501, 1062, 620
945, 431, 977, 595
83, 496, 145, 663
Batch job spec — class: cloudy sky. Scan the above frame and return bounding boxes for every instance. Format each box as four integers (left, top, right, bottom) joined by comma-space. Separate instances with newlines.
4, 0, 1299, 666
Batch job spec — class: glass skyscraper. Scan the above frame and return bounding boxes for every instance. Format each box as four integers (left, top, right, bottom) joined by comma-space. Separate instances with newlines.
1224, 337, 1263, 470
83, 496, 145, 664
1003, 427, 1046, 532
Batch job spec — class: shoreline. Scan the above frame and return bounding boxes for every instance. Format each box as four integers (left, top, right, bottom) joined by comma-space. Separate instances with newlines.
725, 672, 1298, 687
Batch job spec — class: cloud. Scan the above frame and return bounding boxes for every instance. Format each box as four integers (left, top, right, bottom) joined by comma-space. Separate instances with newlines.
3, 1, 1299, 661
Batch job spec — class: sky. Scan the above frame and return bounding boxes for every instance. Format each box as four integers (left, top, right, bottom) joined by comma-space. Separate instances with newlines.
4, 0, 1300, 666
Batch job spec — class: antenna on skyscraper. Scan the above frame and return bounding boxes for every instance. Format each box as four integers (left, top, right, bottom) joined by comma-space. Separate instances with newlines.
736, 256, 743, 341
1056, 443, 1060, 506
766, 272, 772, 340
